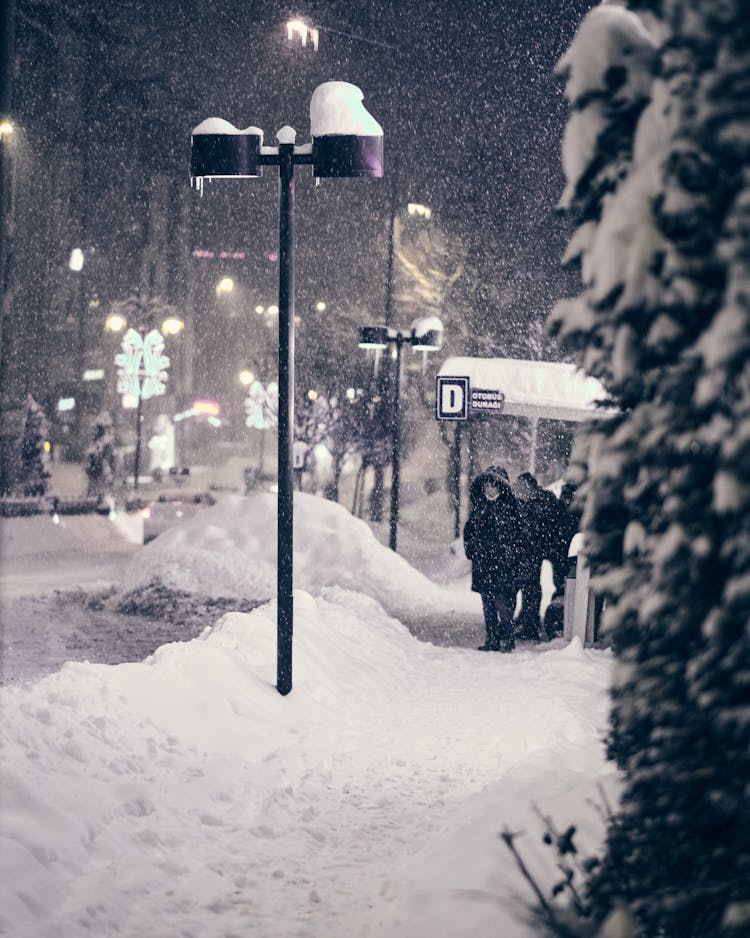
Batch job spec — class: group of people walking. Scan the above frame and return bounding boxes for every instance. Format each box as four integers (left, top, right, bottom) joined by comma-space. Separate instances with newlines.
463, 466, 580, 652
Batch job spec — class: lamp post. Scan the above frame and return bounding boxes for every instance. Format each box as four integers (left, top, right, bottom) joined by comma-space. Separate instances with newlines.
115, 327, 170, 494
0, 0, 16, 495
359, 317, 444, 551
287, 20, 410, 528
191, 81, 383, 696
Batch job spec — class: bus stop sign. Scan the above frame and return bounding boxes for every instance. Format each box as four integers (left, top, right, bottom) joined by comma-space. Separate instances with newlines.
436, 376, 469, 420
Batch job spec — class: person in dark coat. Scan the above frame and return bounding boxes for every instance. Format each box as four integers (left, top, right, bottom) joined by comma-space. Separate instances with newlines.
463, 467, 527, 652
549, 483, 582, 595
513, 472, 561, 641
543, 482, 583, 638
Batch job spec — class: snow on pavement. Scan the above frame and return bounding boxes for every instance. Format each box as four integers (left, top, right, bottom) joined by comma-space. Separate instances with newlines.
1, 492, 616, 936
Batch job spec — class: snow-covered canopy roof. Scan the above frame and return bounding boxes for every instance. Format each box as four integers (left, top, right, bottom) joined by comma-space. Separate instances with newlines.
438, 356, 612, 422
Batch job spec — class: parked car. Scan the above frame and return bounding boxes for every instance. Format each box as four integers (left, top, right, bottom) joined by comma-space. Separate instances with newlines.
142, 492, 215, 544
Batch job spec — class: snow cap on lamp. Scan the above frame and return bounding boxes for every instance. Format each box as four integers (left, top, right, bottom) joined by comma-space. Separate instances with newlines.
190, 119, 264, 181
310, 81, 383, 179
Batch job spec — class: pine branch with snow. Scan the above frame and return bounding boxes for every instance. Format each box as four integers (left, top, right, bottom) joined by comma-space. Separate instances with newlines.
549, 2, 750, 935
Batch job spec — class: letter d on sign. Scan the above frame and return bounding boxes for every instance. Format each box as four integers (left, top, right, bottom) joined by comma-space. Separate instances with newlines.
436, 376, 469, 421
442, 386, 462, 413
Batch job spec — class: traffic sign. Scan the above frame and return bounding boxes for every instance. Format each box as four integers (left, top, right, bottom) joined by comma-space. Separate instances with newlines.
436, 376, 469, 420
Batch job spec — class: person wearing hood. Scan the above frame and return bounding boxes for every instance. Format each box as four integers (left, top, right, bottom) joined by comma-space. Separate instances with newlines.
463, 467, 528, 652
543, 481, 583, 638
513, 472, 561, 641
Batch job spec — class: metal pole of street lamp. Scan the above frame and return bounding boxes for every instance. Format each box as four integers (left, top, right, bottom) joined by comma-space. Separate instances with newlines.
133, 391, 143, 493
389, 332, 403, 551
0, 0, 16, 495
276, 133, 295, 697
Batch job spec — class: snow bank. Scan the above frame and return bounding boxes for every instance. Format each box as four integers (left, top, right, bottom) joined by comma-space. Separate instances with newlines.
0, 589, 614, 937
121, 492, 484, 641
0, 512, 138, 557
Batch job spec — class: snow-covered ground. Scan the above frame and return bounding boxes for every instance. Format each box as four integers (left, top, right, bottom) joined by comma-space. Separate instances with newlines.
0, 492, 616, 937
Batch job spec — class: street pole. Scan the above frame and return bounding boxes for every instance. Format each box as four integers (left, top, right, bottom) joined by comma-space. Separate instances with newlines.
0, 0, 16, 495
384, 175, 396, 328
133, 391, 143, 493
451, 422, 462, 540
276, 135, 295, 697
389, 333, 403, 552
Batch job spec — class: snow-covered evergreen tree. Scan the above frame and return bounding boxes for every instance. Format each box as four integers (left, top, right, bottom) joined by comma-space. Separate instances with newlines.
19, 395, 52, 498
551, 2, 750, 935
85, 411, 116, 500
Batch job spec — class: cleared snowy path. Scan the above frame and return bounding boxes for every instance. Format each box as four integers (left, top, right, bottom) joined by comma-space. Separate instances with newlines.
1, 590, 613, 938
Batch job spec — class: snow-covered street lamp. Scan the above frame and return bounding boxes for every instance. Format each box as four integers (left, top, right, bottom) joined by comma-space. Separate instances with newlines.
359, 316, 444, 552
191, 81, 382, 696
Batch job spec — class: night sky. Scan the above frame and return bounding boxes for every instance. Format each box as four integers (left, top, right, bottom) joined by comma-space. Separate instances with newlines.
7, 0, 595, 403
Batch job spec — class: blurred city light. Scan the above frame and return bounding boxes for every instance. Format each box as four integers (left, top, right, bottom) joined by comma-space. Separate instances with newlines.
105, 313, 127, 332
238, 369, 255, 386
161, 316, 185, 336
407, 202, 432, 219
68, 247, 84, 271
192, 400, 221, 416
215, 276, 235, 296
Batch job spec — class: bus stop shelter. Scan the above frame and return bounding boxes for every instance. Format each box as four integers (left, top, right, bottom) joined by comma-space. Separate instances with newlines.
437, 356, 612, 646
437, 356, 610, 423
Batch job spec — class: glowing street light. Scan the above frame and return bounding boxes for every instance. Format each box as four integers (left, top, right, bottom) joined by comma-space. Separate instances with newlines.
286, 17, 319, 51
115, 328, 170, 492
238, 368, 255, 386
407, 202, 432, 219
105, 312, 127, 333
0, 119, 14, 140
68, 247, 84, 271
161, 316, 185, 336
215, 276, 235, 296
191, 80, 382, 696
315, 300, 326, 312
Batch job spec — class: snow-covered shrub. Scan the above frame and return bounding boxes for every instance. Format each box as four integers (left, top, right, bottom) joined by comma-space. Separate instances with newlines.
19, 395, 51, 498
549, 1, 750, 935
